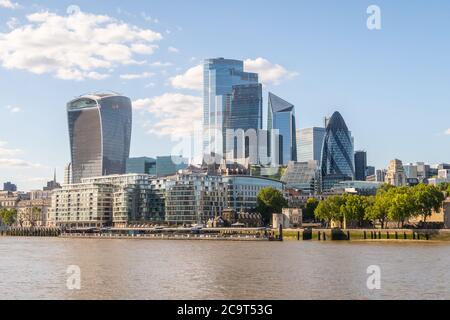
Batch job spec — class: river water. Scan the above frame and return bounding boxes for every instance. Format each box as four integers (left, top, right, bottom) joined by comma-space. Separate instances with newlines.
1, 237, 449, 300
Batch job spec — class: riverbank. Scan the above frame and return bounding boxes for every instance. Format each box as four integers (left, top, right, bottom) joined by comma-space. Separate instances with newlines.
278, 228, 450, 241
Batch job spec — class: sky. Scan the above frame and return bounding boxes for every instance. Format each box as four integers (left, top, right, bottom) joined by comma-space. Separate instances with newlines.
0, 0, 450, 191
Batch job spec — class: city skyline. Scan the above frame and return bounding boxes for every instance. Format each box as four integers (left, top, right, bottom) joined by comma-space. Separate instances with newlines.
1, 0, 450, 190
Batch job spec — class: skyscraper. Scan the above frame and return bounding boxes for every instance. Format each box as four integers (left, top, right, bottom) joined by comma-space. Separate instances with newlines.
203, 58, 261, 163
296, 127, 326, 163
267, 93, 297, 165
227, 83, 263, 163
354, 150, 367, 181
67, 93, 132, 183
321, 111, 355, 190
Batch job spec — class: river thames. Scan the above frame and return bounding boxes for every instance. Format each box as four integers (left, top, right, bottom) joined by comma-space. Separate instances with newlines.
1, 237, 450, 300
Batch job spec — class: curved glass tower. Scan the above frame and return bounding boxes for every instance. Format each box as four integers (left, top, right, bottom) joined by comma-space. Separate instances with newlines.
321, 111, 354, 190
268, 93, 297, 165
67, 93, 132, 183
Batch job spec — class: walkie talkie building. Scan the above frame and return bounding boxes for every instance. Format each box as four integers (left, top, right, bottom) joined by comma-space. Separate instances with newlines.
67, 93, 132, 183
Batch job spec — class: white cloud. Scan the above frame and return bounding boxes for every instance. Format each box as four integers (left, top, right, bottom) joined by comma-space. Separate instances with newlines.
133, 93, 202, 138
120, 71, 154, 80
150, 61, 173, 67
244, 57, 299, 85
141, 12, 159, 24
0, 9, 163, 80
168, 46, 179, 53
0, 158, 42, 168
6, 17, 19, 29
445, 129, 450, 135
170, 64, 203, 91
0, 0, 19, 9
169, 58, 297, 92
0, 140, 22, 157
5, 105, 21, 113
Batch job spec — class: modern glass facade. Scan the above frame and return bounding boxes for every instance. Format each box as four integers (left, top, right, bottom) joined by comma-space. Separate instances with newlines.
281, 161, 320, 194
67, 94, 132, 183
226, 84, 263, 163
268, 93, 297, 165
126, 157, 156, 175
354, 150, 367, 181
297, 127, 326, 163
156, 156, 189, 177
321, 112, 354, 190
203, 58, 260, 162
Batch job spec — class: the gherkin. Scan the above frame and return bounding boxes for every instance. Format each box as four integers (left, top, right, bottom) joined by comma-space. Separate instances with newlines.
320, 111, 354, 190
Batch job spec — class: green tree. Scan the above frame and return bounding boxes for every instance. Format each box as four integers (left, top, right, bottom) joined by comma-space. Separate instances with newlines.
388, 187, 416, 228
256, 187, 288, 224
364, 185, 395, 228
340, 194, 370, 227
412, 184, 445, 222
314, 196, 344, 227
304, 198, 319, 222
0, 208, 17, 226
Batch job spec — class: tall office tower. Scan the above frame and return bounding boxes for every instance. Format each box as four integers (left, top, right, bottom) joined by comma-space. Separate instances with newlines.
226, 84, 263, 164
321, 111, 355, 191
354, 150, 367, 181
67, 93, 132, 183
385, 159, 407, 186
267, 93, 297, 165
64, 163, 72, 185
297, 127, 326, 163
203, 58, 260, 164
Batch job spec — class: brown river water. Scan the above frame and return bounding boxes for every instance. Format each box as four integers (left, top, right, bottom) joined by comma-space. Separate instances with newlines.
1, 237, 450, 300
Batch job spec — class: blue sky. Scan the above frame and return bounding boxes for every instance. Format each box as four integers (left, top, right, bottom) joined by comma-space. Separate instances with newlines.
1, 0, 449, 190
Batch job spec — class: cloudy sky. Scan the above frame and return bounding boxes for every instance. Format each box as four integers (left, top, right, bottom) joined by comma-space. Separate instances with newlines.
1, 0, 450, 190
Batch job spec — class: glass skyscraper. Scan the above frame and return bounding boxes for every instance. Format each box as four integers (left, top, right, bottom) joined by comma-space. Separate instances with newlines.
67, 93, 132, 183
297, 127, 326, 163
321, 111, 354, 190
267, 93, 297, 165
203, 58, 261, 163
354, 150, 367, 181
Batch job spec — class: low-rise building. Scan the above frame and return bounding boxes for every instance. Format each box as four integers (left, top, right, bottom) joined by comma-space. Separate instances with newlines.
17, 199, 51, 227
273, 208, 302, 229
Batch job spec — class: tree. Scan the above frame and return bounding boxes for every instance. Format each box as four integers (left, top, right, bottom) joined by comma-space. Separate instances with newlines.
0, 208, 17, 226
304, 198, 319, 222
388, 187, 416, 228
364, 185, 395, 229
256, 187, 288, 224
412, 184, 445, 222
437, 182, 450, 192
314, 196, 344, 227
340, 194, 370, 227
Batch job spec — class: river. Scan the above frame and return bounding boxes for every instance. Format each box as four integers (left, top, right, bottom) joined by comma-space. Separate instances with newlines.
1, 237, 449, 300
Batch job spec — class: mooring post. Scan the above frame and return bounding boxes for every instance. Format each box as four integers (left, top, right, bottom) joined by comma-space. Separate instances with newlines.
318, 231, 321, 241
297, 231, 300, 241
279, 224, 283, 241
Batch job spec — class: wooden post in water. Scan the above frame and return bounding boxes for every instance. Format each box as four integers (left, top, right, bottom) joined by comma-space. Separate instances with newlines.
395, 232, 398, 240
318, 231, 321, 241
387, 232, 390, 239
364, 231, 367, 240
347, 231, 350, 240
323, 232, 326, 241
297, 231, 300, 241
279, 224, 283, 241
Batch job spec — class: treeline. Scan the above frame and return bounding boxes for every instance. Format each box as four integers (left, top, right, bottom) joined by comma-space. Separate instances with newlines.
312, 183, 449, 228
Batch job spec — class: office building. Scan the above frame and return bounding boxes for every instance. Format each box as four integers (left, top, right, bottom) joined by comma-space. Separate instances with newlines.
366, 166, 375, 177
354, 151, 367, 181
385, 159, 407, 186
281, 161, 320, 194
296, 127, 326, 163
67, 93, 132, 183
203, 58, 260, 163
2, 182, 17, 192
376, 169, 387, 182
321, 112, 355, 190
126, 157, 156, 175
267, 93, 297, 165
